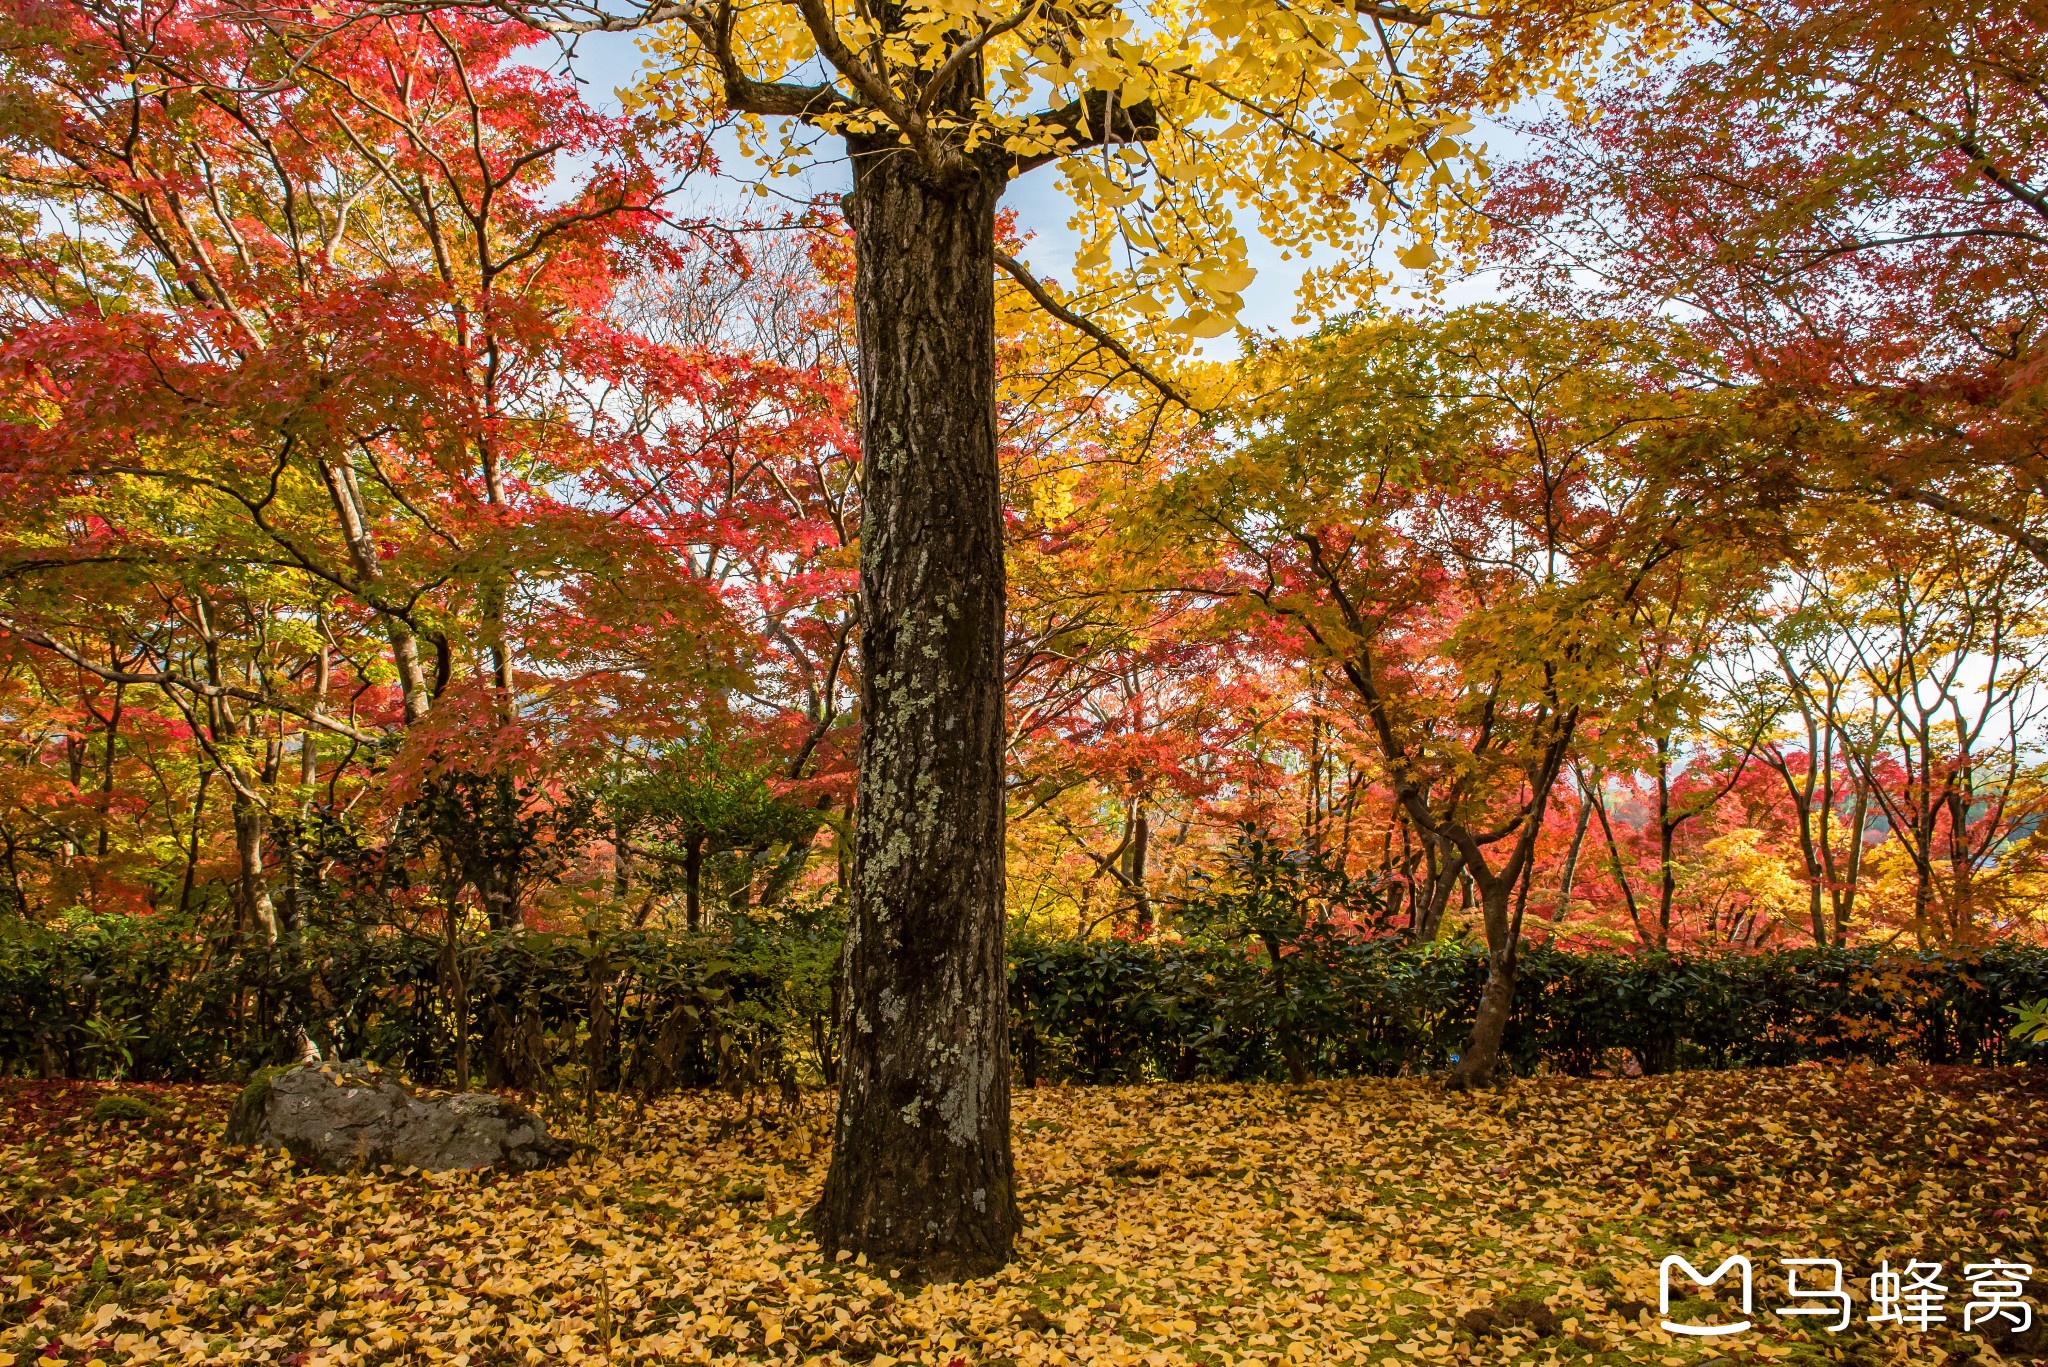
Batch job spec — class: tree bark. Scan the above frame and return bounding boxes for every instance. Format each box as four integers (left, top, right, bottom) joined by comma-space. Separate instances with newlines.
810, 144, 1020, 1280
1457, 932, 1519, 1086
1129, 802, 1151, 933
232, 794, 277, 944
1555, 789, 1593, 917
1654, 737, 1675, 950
684, 833, 705, 932
177, 769, 211, 917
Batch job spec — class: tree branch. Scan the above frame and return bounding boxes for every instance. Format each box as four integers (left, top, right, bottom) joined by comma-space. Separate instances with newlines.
6, 623, 388, 745
994, 250, 1204, 415
1007, 90, 1160, 174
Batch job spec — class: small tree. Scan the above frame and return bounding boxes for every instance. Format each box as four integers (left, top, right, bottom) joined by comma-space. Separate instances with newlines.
1169, 307, 1751, 1086
611, 745, 818, 929
1176, 826, 1389, 1083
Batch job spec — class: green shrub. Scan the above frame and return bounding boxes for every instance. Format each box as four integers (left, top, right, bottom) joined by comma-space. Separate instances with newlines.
90, 1092, 164, 1125
6, 901, 2044, 1088
1007, 938, 2048, 1084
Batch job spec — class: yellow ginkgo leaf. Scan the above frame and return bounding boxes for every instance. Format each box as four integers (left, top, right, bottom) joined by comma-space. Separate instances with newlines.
1198, 265, 1258, 293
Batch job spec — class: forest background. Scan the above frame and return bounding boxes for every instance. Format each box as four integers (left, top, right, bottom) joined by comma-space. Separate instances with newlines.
3, 0, 2047, 1082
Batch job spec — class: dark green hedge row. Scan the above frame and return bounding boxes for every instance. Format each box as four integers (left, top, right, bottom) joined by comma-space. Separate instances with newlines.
4, 911, 2043, 1087
0, 909, 842, 1094
1010, 937, 2048, 1083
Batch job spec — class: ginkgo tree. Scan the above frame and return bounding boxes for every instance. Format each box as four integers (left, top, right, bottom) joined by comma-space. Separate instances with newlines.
444, 0, 1688, 1275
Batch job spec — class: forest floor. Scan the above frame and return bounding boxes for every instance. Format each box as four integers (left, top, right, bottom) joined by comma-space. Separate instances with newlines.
1, 1066, 2043, 1367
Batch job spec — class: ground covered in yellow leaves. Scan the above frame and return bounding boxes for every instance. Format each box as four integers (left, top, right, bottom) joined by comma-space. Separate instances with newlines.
3, 1066, 2043, 1367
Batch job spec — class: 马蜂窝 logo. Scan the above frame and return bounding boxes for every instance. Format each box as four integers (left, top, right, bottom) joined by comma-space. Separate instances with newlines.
1660, 1255, 1753, 1336
1651, 1256, 2032, 1339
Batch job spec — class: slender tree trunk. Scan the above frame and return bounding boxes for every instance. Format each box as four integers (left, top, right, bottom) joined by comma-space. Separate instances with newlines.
684, 833, 705, 932
811, 146, 1019, 1280
1655, 739, 1675, 949
3, 826, 31, 917
1555, 791, 1593, 918
760, 807, 828, 907
232, 795, 277, 944
94, 681, 124, 860
319, 459, 432, 722
178, 769, 211, 916
613, 808, 634, 901
1450, 881, 1520, 1089
1833, 780, 1868, 942
1129, 802, 1151, 933
1262, 932, 1309, 1084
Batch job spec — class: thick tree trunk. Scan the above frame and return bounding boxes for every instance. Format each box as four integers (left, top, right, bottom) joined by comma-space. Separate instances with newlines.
1447, 892, 1518, 1091
811, 146, 1020, 1280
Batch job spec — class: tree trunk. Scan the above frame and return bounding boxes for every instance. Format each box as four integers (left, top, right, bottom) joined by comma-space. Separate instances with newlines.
1555, 791, 1592, 918
94, 681, 124, 860
1452, 941, 1518, 1087
1262, 932, 1309, 1084
1654, 738, 1675, 949
613, 808, 634, 901
319, 458, 432, 722
1832, 780, 1868, 943
1130, 803, 1151, 933
684, 833, 705, 932
177, 769, 211, 917
811, 146, 1019, 1280
232, 793, 277, 944
1412, 838, 1461, 943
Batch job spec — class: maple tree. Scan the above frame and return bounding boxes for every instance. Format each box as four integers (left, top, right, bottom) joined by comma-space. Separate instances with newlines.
0, 2, 877, 1047
1492, 0, 2048, 565
1156, 306, 1769, 1085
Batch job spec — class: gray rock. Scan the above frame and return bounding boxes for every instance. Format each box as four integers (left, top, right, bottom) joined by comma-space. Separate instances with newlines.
227, 1062, 571, 1173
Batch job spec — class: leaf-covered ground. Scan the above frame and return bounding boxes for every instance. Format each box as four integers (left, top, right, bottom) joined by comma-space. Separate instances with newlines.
2, 1066, 2043, 1367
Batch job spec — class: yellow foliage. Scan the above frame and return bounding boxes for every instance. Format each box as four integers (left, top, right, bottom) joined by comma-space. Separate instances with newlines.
4, 1068, 2034, 1365
630, 0, 1701, 400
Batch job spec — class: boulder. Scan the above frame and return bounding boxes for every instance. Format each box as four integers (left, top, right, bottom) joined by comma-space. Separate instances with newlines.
227, 1061, 571, 1173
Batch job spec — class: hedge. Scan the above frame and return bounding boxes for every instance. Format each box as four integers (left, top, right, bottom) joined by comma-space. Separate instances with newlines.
1009, 937, 2048, 1084
3, 911, 2043, 1089
0, 907, 842, 1097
